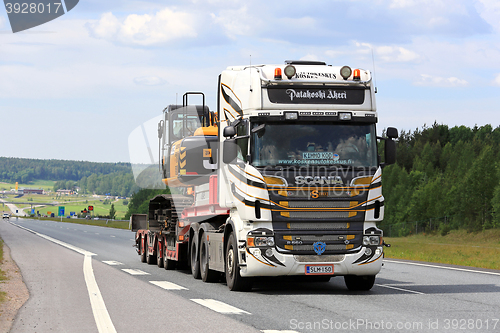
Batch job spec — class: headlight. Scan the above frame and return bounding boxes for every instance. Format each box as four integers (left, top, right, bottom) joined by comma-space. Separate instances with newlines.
363, 235, 380, 246
248, 236, 275, 247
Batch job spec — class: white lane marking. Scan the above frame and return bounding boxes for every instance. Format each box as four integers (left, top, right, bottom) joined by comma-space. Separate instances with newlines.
191, 299, 251, 314
376, 284, 424, 295
84, 254, 118, 333
102, 261, 123, 266
10, 222, 117, 333
385, 259, 500, 276
150, 281, 188, 290
110, 235, 115, 238
122, 269, 150, 275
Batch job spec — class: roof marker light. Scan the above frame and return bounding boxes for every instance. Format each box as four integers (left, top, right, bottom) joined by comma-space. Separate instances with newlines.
340, 66, 352, 80
274, 68, 282, 80
353, 69, 361, 81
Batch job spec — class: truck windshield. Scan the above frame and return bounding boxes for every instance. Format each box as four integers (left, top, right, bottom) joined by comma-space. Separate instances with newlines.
250, 122, 378, 168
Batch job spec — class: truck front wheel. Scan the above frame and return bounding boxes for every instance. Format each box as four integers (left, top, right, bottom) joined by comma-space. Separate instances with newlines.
344, 275, 375, 291
225, 232, 252, 291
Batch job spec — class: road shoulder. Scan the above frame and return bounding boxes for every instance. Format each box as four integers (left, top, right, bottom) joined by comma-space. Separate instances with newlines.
0, 241, 29, 333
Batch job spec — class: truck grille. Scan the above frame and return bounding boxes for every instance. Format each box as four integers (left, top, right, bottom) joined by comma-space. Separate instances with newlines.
282, 211, 352, 219
286, 222, 350, 230
285, 201, 354, 208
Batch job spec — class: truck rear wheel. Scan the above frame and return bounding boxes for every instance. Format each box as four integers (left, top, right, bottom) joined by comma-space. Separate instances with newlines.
190, 238, 201, 279
225, 232, 252, 291
163, 241, 176, 270
140, 235, 147, 263
146, 238, 156, 265
344, 275, 375, 291
200, 233, 218, 282
157, 239, 164, 268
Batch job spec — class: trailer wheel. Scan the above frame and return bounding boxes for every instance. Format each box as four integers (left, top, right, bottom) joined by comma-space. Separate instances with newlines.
190, 238, 201, 279
164, 240, 176, 270
140, 235, 147, 263
225, 232, 252, 291
146, 238, 156, 265
200, 233, 218, 282
156, 239, 164, 268
344, 275, 375, 291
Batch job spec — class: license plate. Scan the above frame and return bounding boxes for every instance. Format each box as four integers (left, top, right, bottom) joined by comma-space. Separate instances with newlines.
305, 264, 334, 275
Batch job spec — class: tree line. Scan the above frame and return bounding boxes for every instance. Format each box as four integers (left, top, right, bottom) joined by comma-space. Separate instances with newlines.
0, 157, 131, 183
381, 122, 500, 235
0, 157, 140, 197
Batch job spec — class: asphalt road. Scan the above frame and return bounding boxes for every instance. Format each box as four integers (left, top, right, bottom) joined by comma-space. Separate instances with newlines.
1, 218, 500, 333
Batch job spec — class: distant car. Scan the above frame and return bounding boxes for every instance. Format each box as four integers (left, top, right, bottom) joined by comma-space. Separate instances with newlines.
94, 217, 99, 220
3, 213, 10, 219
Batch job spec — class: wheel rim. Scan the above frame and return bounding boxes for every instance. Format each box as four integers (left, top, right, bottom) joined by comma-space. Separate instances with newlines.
201, 242, 206, 266
227, 247, 234, 277
157, 242, 161, 261
164, 243, 168, 266
191, 242, 197, 265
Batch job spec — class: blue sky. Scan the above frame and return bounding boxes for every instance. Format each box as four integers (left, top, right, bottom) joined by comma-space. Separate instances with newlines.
1, 0, 500, 162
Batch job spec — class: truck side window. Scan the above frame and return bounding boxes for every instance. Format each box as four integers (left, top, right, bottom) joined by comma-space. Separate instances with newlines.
236, 120, 248, 162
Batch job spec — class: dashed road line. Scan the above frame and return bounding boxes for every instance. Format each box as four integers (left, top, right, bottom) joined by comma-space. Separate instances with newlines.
150, 281, 188, 290
376, 284, 424, 295
102, 261, 123, 266
191, 299, 251, 314
122, 269, 150, 275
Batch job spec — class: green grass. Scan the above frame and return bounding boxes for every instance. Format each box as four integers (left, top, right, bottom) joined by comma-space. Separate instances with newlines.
2, 193, 129, 220
0, 180, 55, 192
27, 216, 130, 229
385, 229, 500, 270
0, 238, 6, 303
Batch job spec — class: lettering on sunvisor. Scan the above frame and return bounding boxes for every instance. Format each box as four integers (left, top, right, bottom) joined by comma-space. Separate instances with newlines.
267, 87, 365, 104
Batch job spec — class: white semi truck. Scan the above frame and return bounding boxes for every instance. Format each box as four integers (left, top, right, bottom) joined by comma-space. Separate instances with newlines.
133, 60, 398, 291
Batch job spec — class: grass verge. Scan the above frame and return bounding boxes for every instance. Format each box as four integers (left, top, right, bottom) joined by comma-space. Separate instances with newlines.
21, 216, 130, 230
384, 229, 500, 270
0, 238, 6, 303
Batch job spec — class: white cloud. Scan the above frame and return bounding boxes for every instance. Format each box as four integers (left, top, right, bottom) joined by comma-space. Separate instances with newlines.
354, 42, 421, 63
416, 74, 468, 87
133, 76, 167, 86
476, 0, 500, 32
210, 6, 260, 39
87, 8, 198, 46
493, 73, 500, 86
299, 54, 321, 62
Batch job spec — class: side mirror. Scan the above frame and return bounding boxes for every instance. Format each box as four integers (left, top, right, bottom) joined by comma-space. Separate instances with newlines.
387, 127, 398, 139
223, 126, 236, 138
385, 139, 396, 165
223, 139, 237, 164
